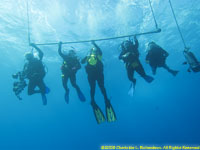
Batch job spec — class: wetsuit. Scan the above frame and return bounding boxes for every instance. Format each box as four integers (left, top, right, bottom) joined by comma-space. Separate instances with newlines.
24, 52, 45, 95
119, 38, 147, 84
146, 43, 178, 75
81, 43, 108, 102
58, 46, 81, 94
23, 45, 47, 105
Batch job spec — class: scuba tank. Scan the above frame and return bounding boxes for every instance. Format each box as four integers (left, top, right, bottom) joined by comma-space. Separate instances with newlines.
183, 50, 200, 72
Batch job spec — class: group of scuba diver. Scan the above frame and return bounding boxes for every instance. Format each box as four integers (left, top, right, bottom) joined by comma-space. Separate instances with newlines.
12, 35, 200, 124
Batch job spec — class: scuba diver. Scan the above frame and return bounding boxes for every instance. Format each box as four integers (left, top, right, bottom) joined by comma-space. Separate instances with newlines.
146, 42, 179, 76
12, 71, 27, 100
58, 42, 86, 103
81, 41, 117, 124
23, 43, 49, 105
119, 36, 154, 96
183, 48, 200, 73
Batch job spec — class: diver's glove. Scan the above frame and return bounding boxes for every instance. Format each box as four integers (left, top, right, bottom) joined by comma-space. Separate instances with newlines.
184, 47, 190, 52
59, 41, 62, 47
134, 35, 137, 41
91, 40, 95, 45
122, 52, 131, 58
30, 43, 37, 47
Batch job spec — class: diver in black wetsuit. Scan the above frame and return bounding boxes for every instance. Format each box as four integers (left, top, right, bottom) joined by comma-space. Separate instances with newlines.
146, 42, 179, 76
119, 36, 154, 88
58, 42, 85, 103
23, 43, 49, 105
81, 41, 116, 124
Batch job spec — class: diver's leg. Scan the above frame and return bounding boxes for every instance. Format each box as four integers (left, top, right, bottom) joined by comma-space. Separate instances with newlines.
135, 61, 146, 77
163, 64, 179, 76
88, 74, 96, 102
37, 79, 46, 94
136, 61, 154, 83
62, 74, 69, 92
62, 74, 70, 103
70, 73, 86, 102
151, 66, 157, 75
70, 73, 81, 93
28, 79, 38, 95
37, 79, 47, 105
127, 66, 136, 85
97, 72, 109, 101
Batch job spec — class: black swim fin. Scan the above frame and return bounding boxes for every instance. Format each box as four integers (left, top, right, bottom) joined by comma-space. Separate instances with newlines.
105, 100, 117, 123
91, 101, 106, 124
41, 94, 47, 106
182, 61, 187, 65
65, 89, 70, 104
144, 75, 154, 83
77, 90, 86, 102
187, 68, 191, 72
128, 83, 135, 96
171, 70, 179, 76
45, 86, 50, 94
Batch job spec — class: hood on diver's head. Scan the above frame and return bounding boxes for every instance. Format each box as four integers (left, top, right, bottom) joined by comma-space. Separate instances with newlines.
68, 49, 76, 56
148, 41, 156, 46
24, 52, 33, 61
90, 47, 97, 54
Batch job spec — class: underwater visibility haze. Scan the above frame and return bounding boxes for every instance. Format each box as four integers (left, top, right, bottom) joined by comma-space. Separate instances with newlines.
0, 0, 200, 149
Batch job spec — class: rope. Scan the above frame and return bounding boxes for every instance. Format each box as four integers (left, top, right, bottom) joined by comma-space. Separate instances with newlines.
169, 0, 187, 49
35, 28, 161, 46
148, 0, 158, 29
26, 1, 31, 45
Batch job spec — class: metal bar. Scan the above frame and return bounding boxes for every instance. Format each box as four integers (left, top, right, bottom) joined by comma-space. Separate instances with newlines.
35, 28, 161, 46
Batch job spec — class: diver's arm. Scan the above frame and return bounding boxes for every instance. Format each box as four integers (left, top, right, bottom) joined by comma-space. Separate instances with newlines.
118, 42, 126, 60
58, 42, 65, 58
81, 56, 87, 64
91, 41, 99, 49
162, 49, 169, 57
97, 48, 102, 56
30, 43, 44, 60
76, 59, 81, 70
164, 50, 169, 57
145, 53, 150, 63
119, 50, 126, 60
134, 36, 139, 49
91, 41, 102, 56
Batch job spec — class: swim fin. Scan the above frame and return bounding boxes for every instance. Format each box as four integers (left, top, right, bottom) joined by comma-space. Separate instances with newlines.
128, 83, 135, 97
65, 89, 70, 104
91, 101, 106, 124
105, 100, 117, 123
171, 70, 179, 76
41, 94, 47, 106
144, 75, 154, 83
77, 90, 86, 102
182, 61, 187, 65
45, 86, 50, 94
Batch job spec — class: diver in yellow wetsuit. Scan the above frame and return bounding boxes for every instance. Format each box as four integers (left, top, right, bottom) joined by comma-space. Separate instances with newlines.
81, 41, 116, 124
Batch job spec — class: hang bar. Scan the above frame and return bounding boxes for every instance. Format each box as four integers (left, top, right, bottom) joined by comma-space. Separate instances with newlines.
34, 28, 161, 46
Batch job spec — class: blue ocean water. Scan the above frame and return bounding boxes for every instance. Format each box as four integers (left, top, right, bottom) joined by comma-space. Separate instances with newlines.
0, 0, 200, 149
